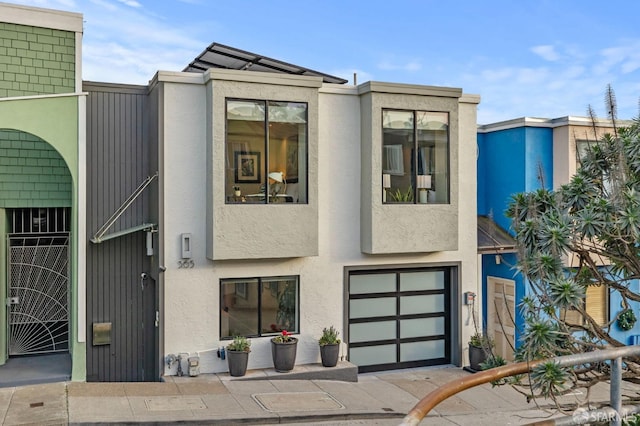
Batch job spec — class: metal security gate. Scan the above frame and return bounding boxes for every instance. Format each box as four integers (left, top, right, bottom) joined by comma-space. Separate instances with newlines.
7, 208, 70, 356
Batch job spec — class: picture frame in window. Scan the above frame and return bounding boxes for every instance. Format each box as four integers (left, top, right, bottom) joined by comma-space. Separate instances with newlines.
234, 151, 261, 183
285, 140, 299, 183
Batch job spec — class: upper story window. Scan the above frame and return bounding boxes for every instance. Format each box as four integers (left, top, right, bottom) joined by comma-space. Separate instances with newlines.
576, 139, 612, 191
226, 99, 308, 204
382, 110, 449, 204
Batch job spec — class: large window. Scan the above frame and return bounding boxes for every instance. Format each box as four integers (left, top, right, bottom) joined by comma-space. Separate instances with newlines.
220, 276, 299, 338
382, 110, 449, 204
226, 99, 308, 204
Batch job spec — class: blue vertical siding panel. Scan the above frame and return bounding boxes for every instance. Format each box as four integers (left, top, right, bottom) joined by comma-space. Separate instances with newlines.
524, 127, 554, 192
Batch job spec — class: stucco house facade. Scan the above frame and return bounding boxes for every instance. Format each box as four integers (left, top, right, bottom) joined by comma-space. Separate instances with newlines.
1, 2, 481, 382
154, 61, 480, 376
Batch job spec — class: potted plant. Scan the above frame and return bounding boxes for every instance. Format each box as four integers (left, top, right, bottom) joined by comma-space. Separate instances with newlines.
233, 186, 241, 197
271, 330, 298, 372
468, 332, 494, 372
318, 325, 341, 367
226, 335, 251, 377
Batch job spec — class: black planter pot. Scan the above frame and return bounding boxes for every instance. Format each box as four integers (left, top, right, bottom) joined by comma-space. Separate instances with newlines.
319, 344, 340, 367
271, 338, 298, 372
468, 344, 487, 372
227, 350, 249, 377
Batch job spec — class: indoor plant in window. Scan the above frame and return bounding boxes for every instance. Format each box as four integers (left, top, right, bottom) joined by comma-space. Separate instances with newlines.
226, 336, 251, 377
389, 185, 414, 203
271, 330, 298, 372
276, 282, 297, 331
468, 332, 494, 372
318, 325, 341, 367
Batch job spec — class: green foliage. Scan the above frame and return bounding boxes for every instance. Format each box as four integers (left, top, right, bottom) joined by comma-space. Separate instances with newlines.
503, 90, 640, 405
272, 330, 296, 343
226, 336, 251, 352
548, 278, 584, 308
479, 354, 508, 386
529, 362, 570, 398
624, 413, 640, 426
469, 333, 494, 349
318, 325, 341, 346
390, 185, 414, 202
516, 318, 565, 361
276, 282, 297, 331
479, 354, 506, 370
617, 308, 637, 331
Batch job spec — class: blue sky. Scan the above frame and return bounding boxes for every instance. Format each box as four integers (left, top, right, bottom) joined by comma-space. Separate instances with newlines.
11, 0, 640, 123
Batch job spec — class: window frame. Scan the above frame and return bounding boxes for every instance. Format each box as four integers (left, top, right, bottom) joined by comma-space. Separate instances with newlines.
561, 283, 609, 327
224, 98, 309, 205
381, 108, 450, 205
219, 275, 300, 340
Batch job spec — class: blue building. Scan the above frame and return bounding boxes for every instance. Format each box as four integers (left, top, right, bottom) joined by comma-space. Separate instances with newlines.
477, 116, 640, 361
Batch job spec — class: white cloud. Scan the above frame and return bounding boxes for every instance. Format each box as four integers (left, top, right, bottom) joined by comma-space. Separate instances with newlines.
515, 67, 548, 84
480, 68, 513, 82
531, 45, 560, 61
377, 60, 422, 72
598, 41, 640, 75
88, 0, 118, 12
116, 0, 142, 7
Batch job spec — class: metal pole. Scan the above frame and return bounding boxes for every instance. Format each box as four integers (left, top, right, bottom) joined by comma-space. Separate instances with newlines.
611, 356, 622, 426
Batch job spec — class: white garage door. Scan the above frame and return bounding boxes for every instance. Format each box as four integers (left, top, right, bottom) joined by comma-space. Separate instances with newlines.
348, 268, 451, 373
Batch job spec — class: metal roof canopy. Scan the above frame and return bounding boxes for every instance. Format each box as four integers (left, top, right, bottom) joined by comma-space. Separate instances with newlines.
184, 42, 348, 84
477, 215, 517, 254
91, 173, 158, 244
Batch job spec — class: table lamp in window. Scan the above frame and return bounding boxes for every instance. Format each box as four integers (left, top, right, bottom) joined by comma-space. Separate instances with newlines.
268, 171, 286, 198
383, 173, 391, 203
417, 175, 432, 204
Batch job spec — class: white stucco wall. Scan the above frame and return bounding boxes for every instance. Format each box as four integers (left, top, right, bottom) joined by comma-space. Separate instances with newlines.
157, 71, 480, 375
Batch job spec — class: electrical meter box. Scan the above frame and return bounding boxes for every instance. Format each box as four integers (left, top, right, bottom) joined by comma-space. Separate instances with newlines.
188, 355, 200, 377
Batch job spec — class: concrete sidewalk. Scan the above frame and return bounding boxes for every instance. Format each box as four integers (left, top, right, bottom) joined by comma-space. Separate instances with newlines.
2, 364, 640, 425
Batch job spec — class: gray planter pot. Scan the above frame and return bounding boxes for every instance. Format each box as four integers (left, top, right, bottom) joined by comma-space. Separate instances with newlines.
227, 350, 249, 377
271, 338, 298, 372
468, 344, 487, 372
319, 344, 339, 367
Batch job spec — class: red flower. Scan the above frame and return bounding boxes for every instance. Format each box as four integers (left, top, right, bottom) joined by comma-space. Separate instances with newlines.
273, 329, 295, 343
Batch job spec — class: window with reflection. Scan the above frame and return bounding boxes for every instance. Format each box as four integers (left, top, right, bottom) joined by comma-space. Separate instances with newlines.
220, 276, 299, 338
382, 110, 449, 204
226, 99, 308, 204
